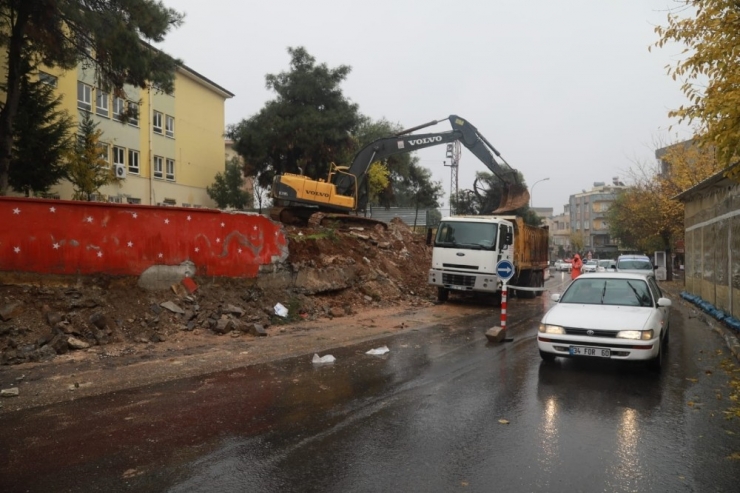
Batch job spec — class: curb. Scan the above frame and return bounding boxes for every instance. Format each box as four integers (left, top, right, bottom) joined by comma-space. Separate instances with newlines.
665, 286, 740, 362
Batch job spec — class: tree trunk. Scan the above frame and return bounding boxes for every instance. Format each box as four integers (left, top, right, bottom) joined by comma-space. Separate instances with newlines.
0, 6, 30, 195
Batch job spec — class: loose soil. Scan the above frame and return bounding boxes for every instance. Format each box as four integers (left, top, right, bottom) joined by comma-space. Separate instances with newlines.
0, 219, 492, 413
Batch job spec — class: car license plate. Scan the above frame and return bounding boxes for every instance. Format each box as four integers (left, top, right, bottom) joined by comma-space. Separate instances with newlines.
569, 346, 610, 358
449, 285, 468, 291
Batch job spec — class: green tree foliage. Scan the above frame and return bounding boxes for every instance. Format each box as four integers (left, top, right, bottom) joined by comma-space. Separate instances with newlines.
7, 65, 74, 196
207, 157, 253, 209
653, 1, 740, 165
228, 47, 362, 189
0, 0, 184, 195
65, 113, 116, 200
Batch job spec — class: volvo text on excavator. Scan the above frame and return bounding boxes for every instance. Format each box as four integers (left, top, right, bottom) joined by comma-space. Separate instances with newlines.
270, 115, 530, 226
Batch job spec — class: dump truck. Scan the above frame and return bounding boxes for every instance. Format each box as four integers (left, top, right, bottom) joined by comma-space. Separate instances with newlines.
428, 215, 549, 302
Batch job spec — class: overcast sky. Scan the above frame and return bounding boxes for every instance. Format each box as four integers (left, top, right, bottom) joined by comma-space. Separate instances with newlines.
157, 0, 691, 214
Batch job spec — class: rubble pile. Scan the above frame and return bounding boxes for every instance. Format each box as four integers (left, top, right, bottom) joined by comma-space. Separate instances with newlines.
0, 218, 435, 365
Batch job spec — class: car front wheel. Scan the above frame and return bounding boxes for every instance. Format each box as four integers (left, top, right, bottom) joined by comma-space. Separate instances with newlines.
540, 350, 556, 362
648, 339, 663, 372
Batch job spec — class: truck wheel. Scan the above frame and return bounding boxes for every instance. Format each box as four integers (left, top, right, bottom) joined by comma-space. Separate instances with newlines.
437, 287, 449, 302
535, 272, 544, 297
518, 272, 536, 299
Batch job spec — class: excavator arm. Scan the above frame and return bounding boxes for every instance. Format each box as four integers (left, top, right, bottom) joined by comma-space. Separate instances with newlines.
335, 115, 529, 213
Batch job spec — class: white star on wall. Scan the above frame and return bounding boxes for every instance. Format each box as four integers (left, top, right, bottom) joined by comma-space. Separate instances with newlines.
220, 222, 225, 227
253, 226, 257, 231
238, 248, 242, 254
97, 251, 103, 257
49, 207, 56, 213
194, 247, 200, 252
187, 215, 192, 221
132, 213, 138, 219
216, 238, 221, 243
164, 218, 170, 224
85, 216, 93, 223
53, 243, 60, 250
158, 253, 163, 258
12, 208, 20, 215
127, 241, 133, 247
13, 246, 20, 253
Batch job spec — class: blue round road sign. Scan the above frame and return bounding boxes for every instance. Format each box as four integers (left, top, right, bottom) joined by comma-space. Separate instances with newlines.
496, 259, 515, 281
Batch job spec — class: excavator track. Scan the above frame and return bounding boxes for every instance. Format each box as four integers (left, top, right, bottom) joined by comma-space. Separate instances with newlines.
269, 207, 388, 230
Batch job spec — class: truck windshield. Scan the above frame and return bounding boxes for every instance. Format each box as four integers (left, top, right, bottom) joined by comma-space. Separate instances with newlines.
434, 222, 497, 250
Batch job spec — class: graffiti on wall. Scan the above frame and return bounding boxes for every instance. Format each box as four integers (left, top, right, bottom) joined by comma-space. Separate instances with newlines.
0, 198, 288, 277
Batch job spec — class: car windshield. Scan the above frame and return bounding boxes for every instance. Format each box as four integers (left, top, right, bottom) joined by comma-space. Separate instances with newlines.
560, 278, 653, 307
585, 260, 597, 266
598, 260, 613, 267
618, 259, 652, 270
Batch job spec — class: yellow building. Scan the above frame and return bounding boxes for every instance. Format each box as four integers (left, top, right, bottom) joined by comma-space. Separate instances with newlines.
7, 60, 233, 207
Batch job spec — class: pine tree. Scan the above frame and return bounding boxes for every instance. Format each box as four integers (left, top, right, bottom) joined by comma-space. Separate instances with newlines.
8, 66, 74, 196
65, 113, 116, 201
207, 157, 252, 209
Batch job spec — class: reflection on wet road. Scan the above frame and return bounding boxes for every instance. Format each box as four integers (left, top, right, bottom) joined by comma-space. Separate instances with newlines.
1, 272, 739, 492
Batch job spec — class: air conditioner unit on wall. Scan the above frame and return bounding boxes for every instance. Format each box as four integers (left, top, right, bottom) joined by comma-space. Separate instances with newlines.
114, 163, 127, 179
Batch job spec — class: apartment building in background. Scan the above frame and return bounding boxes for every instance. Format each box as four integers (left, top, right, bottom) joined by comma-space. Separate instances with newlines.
568, 179, 626, 258
551, 205, 571, 259
2, 57, 234, 207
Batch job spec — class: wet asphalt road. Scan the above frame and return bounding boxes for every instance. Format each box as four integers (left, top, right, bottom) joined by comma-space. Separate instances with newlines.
1, 271, 740, 492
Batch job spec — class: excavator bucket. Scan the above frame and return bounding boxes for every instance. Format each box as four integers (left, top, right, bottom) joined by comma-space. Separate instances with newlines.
491, 183, 530, 213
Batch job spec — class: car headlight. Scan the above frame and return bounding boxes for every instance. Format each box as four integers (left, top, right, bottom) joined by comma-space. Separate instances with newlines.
539, 324, 565, 334
616, 330, 654, 340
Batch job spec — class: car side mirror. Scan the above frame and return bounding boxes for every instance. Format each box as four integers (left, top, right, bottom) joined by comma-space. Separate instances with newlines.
550, 293, 561, 302
657, 297, 672, 307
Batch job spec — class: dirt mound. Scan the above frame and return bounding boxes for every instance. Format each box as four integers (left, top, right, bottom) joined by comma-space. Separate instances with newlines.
0, 219, 435, 365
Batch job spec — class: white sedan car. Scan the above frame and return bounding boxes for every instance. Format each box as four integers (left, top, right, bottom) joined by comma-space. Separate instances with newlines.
581, 259, 599, 273
537, 273, 671, 371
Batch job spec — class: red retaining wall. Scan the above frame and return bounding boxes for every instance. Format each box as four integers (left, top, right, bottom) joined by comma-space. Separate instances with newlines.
0, 197, 288, 277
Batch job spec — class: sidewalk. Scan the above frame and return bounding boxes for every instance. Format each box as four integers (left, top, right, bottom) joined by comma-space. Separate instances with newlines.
660, 280, 740, 362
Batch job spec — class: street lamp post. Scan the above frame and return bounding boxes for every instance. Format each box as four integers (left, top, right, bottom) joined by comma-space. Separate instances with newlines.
530, 177, 550, 208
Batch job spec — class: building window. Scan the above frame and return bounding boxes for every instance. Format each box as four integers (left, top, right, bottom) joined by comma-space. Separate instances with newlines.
96, 90, 109, 118
166, 158, 175, 181
127, 197, 141, 205
128, 149, 140, 174
152, 111, 163, 134
113, 146, 125, 167
153, 155, 163, 179
112, 97, 125, 121
39, 72, 57, 87
584, 220, 590, 230
98, 143, 110, 166
77, 82, 92, 112
127, 102, 139, 127
165, 115, 174, 138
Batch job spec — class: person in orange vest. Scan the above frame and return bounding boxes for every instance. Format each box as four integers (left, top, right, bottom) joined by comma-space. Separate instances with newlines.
571, 253, 583, 280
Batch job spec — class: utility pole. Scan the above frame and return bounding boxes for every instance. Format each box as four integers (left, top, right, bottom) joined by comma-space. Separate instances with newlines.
444, 141, 461, 214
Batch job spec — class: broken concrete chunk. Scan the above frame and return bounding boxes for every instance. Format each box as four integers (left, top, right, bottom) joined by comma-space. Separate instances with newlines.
249, 324, 267, 337
0, 302, 23, 322
67, 336, 90, 350
223, 304, 245, 317
1, 387, 20, 397
160, 301, 185, 314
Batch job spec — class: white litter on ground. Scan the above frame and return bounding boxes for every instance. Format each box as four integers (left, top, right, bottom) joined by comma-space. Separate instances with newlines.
312, 354, 336, 364
366, 346, 390, 355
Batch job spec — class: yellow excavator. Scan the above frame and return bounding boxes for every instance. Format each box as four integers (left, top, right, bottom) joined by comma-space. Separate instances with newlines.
270, 115, 529, 226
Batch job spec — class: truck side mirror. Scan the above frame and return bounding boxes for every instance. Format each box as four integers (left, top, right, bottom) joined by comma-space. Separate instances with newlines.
505, 232, 513, 245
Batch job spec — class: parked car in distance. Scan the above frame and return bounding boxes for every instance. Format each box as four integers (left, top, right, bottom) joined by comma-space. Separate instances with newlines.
554, 259, 572, 271
616, 254, 655, 279
597, 259, 616, 272
581, 259, 599, 273
537, 273, 671, 370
